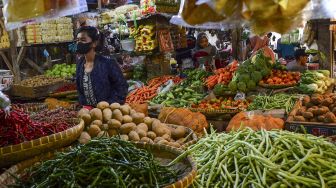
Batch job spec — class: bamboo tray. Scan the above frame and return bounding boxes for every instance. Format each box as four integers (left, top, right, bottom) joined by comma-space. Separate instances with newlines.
189, 107, 241, 120
10, 81, 66, 98
49, 90, 77, 98
11, 103, 47, 114
0, 119, 84, 168
259, 82, 297, 89
0, 143, 197, 188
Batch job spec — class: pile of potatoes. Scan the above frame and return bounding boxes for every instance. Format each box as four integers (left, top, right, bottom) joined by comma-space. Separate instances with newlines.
78, 101, 191, 148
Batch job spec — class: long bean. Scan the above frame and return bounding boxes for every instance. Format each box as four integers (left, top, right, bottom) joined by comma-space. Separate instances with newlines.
175, 128, 336, 187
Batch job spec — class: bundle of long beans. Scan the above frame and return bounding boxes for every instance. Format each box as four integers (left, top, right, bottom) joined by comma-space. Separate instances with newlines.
170, 128, 336, 188
247, 93, 299, 113
14, 138, 179, 188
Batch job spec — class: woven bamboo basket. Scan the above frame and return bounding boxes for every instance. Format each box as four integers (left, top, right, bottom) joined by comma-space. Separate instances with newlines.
0, 142, 197, 188
259, 82, 297, 89
11, 103, 48, 114
189, 107, 241, 120
0, 119, 84, 168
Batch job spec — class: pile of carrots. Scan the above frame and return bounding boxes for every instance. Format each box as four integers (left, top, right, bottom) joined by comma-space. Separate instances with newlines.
126, 76, 182, 104
259, 70, 300, 85
205, 60, 238, 89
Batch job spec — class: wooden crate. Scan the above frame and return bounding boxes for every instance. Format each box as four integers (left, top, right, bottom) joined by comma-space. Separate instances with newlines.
10, 81, 66, 98
286, 100, 336, 137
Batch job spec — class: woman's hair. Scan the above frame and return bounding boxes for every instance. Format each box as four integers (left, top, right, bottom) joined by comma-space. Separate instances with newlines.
76, 26, 104, 51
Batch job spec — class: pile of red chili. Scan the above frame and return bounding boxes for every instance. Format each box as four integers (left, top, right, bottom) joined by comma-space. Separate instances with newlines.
31, 108, 77, 125
54, 84, 77, 93
0, 109, 73, 147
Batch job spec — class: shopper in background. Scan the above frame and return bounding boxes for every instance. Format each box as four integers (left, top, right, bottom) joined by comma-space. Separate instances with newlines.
286, 49, 308, 72
75, 26, 128, 107
246, 35, 275, 62
192, 32, 217, 70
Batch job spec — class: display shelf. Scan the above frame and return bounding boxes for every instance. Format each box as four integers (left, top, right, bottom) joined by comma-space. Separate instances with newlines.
24, 41, 74, 47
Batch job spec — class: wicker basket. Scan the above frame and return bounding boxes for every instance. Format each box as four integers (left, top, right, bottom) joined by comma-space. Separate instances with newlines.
11, 103, 48, 114
0, 119, 84, 168
11, 81, 66, 98
189, 107, 241, 120
49, 90, 77, 98
259, 82, 297, 89
0, 143, 197, 188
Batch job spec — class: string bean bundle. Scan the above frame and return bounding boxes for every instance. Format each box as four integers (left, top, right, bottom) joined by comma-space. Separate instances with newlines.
14, 138, 179, 188
247, 93, 299, 113
172, 128, 336, 188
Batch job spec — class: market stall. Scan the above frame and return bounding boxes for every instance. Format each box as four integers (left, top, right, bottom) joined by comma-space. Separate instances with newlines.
1, 0, 336, 187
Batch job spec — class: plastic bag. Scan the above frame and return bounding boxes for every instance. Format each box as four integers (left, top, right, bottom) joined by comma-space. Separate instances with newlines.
0, 91, 11, 113
158, 80, 175, 94
3, 0, 88, 30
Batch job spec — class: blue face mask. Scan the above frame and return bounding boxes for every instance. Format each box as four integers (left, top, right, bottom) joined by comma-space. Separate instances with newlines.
76, 42, 92, 54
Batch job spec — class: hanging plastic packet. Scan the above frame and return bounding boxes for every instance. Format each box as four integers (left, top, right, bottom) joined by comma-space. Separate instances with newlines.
0, 89, 11, 114
234, 92, 246, 101
158, 80, 175, 94
3, 0, 88, 30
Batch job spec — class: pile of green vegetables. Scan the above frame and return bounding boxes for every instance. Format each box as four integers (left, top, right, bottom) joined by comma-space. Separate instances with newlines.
172, 128, 336, 188
150, 69, 209, 107
45, 63, 76, 78
247, 93, 299, 113
297, 70, 334, 94
14, 138, 179, 187
229, 52, 272, 93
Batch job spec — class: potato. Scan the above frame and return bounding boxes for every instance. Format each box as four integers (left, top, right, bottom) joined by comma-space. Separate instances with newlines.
112, 109, 123, 122
302, 96, 310, 106
305, 102, 314, 108
136, 129, 147, 138
120, 123, 136, 134
172, 126, 187, 139
120, 134, 129, 141
140, 137, 151, 143
293, 116, 306, 122
296, 108, 306, 116
129, 131, 140, 141
108, 119, 121, 129
321, 98, 333, 107
168, 142, 181, 148
147, 131, 157, 140
110, 103, 121, 110
120, 105, 131, 115
310, 117, 318, 122
97, 101, 110, 110
107, 129, 118, 137
90, 108, 103, 121
332, 107, 336, 114
317, 115, 325, 122
122, 115, 133, 123
99, 124, 109, 131
78, 108, 90, 118
130, 109, 137, 115
137, 123, 148, 132
144, 117, 153, 130
325, 112, 336, 123
81, 114, 92, 125
78, 132, 91, 144
91, 120, 103, 126
157, 139, 169, 145
131, 113, 145, 124
151, 119, 161, 130
311, 96, 323, 105
177, 138, 186, 145
103, 108, 113, 122
88, 124, 101, 137
154, 137, 165, 143
302, 112, 314, 119
97, 131, 109, 138
162, 134, 171, 140
153, 123, 171, 137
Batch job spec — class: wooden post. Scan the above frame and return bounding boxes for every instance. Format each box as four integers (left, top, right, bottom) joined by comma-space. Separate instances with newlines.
9, 30, 20, 82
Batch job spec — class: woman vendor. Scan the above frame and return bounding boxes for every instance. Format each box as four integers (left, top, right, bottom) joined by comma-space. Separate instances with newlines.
246, 36, 275, 62
75, 26, 128, 106
192, 32, 217, 70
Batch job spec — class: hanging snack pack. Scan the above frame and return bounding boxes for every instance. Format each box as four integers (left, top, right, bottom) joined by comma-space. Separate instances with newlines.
2, 0, 88, 30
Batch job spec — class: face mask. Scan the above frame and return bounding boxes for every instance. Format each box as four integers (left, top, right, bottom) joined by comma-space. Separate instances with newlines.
76, 42, 92, 54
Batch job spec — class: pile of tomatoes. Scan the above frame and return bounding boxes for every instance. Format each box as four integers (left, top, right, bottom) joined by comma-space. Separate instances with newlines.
191, 97, 250, 110
259, 70, 300, 85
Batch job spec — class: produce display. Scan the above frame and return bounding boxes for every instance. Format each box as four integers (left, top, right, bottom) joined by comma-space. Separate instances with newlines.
297, 70, 334, 94
205, 61, 238, 89
53, 84, 77, 93
229, 53, 272, 93
18, 75, 64, 87
126, 75, 182, 104
150, 69, 209, 107
130, 24, 157, 52
191, 97, 249, 111
78, 102, 194, 148
45, 64, 76, 78
292, 93, 336, 123
172, 128, 336, 187
31, 108, 77, 125
227, 112, 284, 131
44, 98, 74, 110
259, 70, 300, 86
212, 84, 235, 96
12, 138, 180, 187
247, 93, 299, 113
0, 109, 73, 147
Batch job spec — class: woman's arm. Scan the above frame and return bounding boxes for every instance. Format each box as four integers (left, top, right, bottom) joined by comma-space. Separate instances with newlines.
76, 61, 86, 105
107, 59, 129, 104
